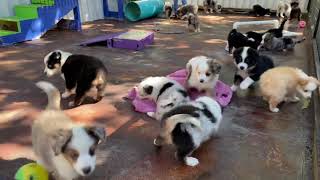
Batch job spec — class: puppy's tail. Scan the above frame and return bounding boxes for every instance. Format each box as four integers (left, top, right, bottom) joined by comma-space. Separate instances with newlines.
279, 18, 287, 30
161, 114, 201, 134
36, 81, 61, 110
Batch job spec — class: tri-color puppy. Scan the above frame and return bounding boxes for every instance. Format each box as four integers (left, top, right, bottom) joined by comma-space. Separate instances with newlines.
231, 47, 274, 91
33, 81, 106, 180
137, 76, 189, 120
186, 56, 222, 97
153, 96, 222, 167
260, 67, 320, 112
177, 4, 198, 20
203, 0, 221, 14
43, 50, 108, 107
227, 29, 261, 54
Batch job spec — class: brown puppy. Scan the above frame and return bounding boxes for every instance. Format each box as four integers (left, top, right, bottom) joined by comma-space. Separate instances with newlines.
260, 67, 320, 112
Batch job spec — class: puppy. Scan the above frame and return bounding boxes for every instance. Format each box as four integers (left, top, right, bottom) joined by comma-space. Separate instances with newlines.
203, 0, 221, 14
33, 81, 106, 180
260, 67, 320, 112
290, 2, 301, 21
231, 47, 274, 91
265, 18, 287, 38
137, 76, 189, 120
277, 0, 291, 19
177, 4, 198, 20
186, 56, 222, 97
43, 50, 108, 107
261, 32, 306, 51
187, 13, 200, 32
252, 4, 271, 16
153, 96, 222, 167
165, 2, 173, 18
227, 29, 261, 54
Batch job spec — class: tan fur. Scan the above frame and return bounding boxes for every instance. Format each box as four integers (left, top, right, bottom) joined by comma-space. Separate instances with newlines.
260, 66, 320, 112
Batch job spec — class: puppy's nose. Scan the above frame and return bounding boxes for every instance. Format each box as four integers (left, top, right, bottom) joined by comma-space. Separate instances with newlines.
239, 66, 244, 70
82, 167, 91, 175
200, 79, 204, 83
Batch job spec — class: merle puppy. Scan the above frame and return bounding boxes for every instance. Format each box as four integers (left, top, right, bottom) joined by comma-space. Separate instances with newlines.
231, 47, 274, 91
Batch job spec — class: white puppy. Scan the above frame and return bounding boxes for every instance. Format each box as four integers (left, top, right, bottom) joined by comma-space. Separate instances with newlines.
137, 76, 189, 120
186, 56, 221, 97
33, 81, 106, 180
277, 0, 291, 18
153, 96, 222, 167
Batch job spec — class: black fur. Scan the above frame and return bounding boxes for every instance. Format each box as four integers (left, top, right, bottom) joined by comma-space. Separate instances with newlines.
245, 31, 263, 44
60, 54, 108, 105
171, 123, 196, 161
161, 105, 201, 126
233, 47, 274, 83
178, 89, 188, 97
143, 86, 153, 95
266, 18, 287, 38
198, 102, 216, 123
252, 4, 270, 16
290, 2, 301, 21
227, 29, 260, 54
46, 52, 61, 68
156, 82, 174, 101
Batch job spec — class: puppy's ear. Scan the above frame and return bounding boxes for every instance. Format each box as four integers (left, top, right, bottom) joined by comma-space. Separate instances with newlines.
50, 129, 72, 156
209, 59, 222, 74
85, 126, 106, 144
186, 63, 192, 80
52, 51, 62, 60
298, 79, 309, 87
143, 85, 153, 95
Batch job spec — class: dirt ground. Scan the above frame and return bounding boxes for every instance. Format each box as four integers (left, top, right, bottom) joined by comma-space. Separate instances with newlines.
0, 14, 314, 180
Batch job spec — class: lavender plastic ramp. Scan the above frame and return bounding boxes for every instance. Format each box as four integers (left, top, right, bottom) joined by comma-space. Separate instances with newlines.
112, 30, 154, 50
79, 32, 124, 48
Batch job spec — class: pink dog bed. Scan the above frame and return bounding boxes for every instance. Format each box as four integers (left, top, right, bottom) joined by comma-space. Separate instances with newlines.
126, 69, 233, 113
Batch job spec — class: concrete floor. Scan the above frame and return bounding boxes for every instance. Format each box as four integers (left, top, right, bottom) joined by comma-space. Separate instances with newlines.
0, 14, 314, 180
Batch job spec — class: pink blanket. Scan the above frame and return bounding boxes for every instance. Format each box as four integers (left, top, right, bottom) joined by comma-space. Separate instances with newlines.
126, 69, 233, 113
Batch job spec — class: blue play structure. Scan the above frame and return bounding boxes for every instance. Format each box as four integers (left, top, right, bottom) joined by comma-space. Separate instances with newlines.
103, 0, 124, 20
0, 0, 82, 46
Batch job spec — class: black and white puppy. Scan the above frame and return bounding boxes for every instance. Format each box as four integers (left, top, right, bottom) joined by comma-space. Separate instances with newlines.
231, 47, 274, 91
187, 13, 200, 32
137, 76, 189, 120
153, 96, 222, 167
203, 0, 221, 13
227, 29, 260, 54
177, 4, 198, 20
290, 2, 301, 21
165, 2, 173, 18
261, 32, 306, 51
44, 50, 108, 106
252, 4, 271, 16
186, 56, 221, 97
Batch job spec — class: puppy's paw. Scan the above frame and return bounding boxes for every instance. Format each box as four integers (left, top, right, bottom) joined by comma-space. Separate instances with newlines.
240, 83, 249, 90
62, 91, 71, 99
270, 107, 279, 113
68, 101, 75, 107
185, 157, 199, 167
230, 85, 238, 92
147, 112, 155, 118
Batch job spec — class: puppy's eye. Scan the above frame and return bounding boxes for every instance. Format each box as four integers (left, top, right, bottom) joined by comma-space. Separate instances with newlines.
304, 90, 309, 93
67, 149, 79, 160
89, 147, 95, 156
206, 72, 211, 76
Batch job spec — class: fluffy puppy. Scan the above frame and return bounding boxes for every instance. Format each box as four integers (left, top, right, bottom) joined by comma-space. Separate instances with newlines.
260, 67, 320, 112
231, 47, 274, 91
137, 76, 189, 120
187, 13, 200, 32
33, 81, 106, 180
227, 29, 261, 54
277, 1, 292, 19
43, 50, 108, 107
261, 32, 306, 51
165, 2, 173, 18
252, 4, 271, 16
153, 96, 222, 167
290, 2, 301, 21
186, 56, 222, 97
177, 4, 198, 20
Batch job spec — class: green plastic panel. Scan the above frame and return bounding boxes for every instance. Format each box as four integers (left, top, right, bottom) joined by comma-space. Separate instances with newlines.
0, 30, 18, 37
31, 0, 55, 6
14, 5, 41, 19
0, 16, 24, 32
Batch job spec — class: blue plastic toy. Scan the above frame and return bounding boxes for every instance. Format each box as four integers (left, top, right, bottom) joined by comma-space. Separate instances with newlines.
0, 0, 82, 46
103, 0, 125, 20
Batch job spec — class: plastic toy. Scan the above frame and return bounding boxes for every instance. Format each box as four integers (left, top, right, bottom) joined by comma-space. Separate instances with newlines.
80, 29, 154, 51
299, 20, 306, 28
15, 163, 49, 180
125, 0, 164, 21
126, 69, 233, 114
0, 0, 81, 46
233, 20, 279, 29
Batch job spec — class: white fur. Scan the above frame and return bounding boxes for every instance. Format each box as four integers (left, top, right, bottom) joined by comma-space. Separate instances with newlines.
238, 47, 249, 70
185, 157, 199, 167
240, 77, 254, 90
187, 56, 219, 95
43, 50, 71, 77
277, 1, 291, 18
231, 84, 238, 91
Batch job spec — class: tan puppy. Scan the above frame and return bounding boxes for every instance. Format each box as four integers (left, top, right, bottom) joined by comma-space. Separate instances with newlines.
260, 67, 320, 112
